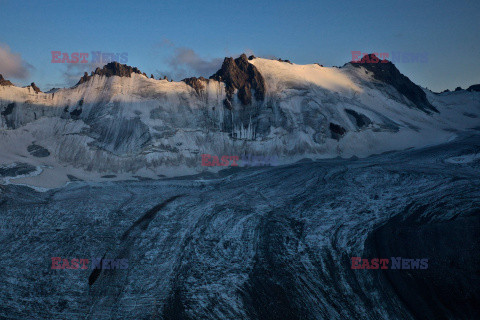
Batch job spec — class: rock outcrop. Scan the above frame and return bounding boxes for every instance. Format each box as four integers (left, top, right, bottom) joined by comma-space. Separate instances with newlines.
350, 54, 438, 113
30, 83, 42, 93
182, 77, 206, 94
0, 74, 13, 86
329, 122, 346, 140
467, 84, 480, 92
210, 53, 266, 106
76, 62, 146, 86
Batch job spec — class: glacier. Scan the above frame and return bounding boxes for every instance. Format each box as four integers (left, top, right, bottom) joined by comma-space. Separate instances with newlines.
1, 54, 479, 189
0, 133, 479, 319
0, 54, 479, 319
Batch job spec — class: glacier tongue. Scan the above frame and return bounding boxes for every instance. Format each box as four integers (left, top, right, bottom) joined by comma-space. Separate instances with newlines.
1, 133, 479, 319
0, 57, 479, 188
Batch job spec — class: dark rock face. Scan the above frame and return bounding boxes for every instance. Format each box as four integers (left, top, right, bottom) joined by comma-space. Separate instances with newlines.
67, 174, 82, 182
77, 72, 90, 86
329, 122, 346, 140
76, 62, 146, 86
47, 88, 60, 93
0, 162, 36, 177
27, 144, 50, 157
455, 87, 463, 92
277, 58, 292, 64
182, 77, 206, 95
94, 62, 145, 78
345, 109, 371, 128
467, 84, 480, 92
1, 103, 15, 116
0, 74, 13, 86
70, 108, 82, 119
350, 54, 438, 114
30, 83, 41, 93
1, 102, 16, 128
210, 53, 266, 106
238, 83, 252, 105
364, 209, 480, 320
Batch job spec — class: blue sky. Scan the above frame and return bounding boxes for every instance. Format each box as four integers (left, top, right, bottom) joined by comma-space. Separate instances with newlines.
0, 0, 479, 91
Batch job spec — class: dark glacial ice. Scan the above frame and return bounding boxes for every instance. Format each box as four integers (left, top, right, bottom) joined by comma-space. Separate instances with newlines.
0, 134, 479, 319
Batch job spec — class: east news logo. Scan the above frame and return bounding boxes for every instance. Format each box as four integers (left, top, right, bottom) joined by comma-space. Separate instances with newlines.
51, 257, 128, 270
351, 257, 428, 269
51, 51, 128, 64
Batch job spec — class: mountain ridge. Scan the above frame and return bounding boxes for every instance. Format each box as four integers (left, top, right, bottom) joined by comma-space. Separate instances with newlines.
0, 54, 479, 188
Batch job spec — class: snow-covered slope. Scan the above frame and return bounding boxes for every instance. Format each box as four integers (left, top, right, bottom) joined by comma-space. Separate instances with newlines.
0, 55, 479, 188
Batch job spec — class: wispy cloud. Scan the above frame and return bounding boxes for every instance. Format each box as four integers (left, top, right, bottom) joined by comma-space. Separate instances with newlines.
170, 47, 224, 76
153, 43, 276, 81
0, 43, 33, 79
154, 40, 229, 81
157, 47, 224, 81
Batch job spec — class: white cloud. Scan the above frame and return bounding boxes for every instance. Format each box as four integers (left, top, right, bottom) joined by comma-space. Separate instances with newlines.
154, 40, 231, 81
0, 43, 32, 79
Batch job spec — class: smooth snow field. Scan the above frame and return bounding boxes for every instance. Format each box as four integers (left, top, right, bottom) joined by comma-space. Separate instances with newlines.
0, 132, 479, 319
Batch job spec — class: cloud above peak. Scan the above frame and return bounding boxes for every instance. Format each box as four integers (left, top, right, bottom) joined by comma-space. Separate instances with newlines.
153, 40, 236, 81
169, 47, 224, 76
156, 46, 224, 81
0, 43, 32, 79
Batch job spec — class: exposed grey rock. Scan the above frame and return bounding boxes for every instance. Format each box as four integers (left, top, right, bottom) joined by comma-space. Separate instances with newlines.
30, 82, 42, 93
0, 74, 13, 86
277, 58, 292, 64
210, 53, 266, 105
182, 77, 206, 94
349, 54, 437, 113
0, 163, 36, 177
76, 62, 146, 86
1, 103, 15, 116
329, 122, 346, 139
67, 174, 82, 181
345, 109, 372, 128
70, 108, 82, 119
467, 84, 480, 92
27, 144, 50, 157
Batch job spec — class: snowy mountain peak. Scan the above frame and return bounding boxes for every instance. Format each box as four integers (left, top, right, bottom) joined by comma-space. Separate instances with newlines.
0, 53, 479, 188
0, 74, 13, 86
348, 53, 437, 113
29, 82, 41, 93
75, 61, 148, 86
210, 53, 266, 106
467, 84, 480, 92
